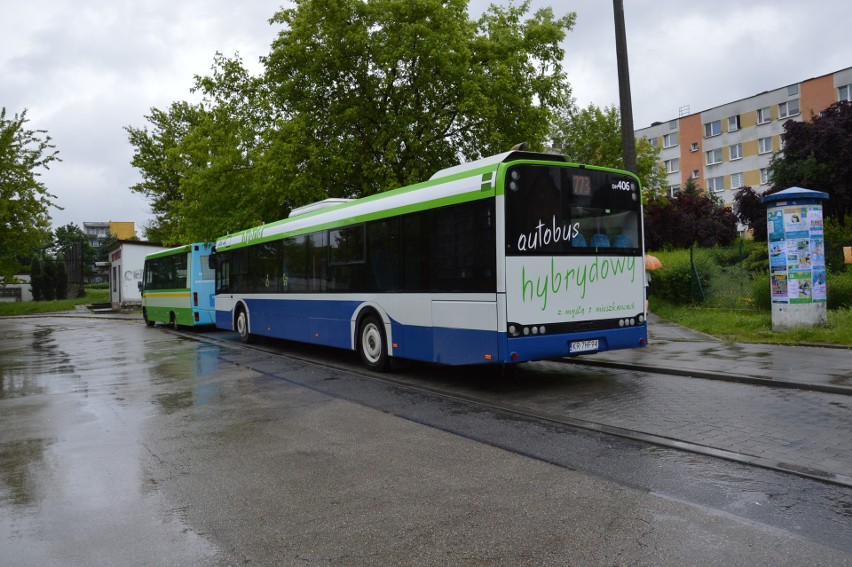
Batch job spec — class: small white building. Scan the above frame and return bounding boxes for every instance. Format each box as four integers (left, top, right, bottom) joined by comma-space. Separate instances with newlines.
0, 274, 33, 302
106, 241, 164, 309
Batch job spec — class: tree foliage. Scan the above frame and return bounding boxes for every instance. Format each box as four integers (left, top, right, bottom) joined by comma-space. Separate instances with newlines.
29, 256, 44, 300
644, 190, 738, 251
126, 0, 577, 244
550, 103, 667, 198
29, 255, 68, 301
0, 108, 59, 280
770, 101, 852, 221
732, 186, 767, 241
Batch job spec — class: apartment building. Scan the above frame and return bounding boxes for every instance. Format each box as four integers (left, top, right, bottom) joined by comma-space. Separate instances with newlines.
83, 221, 136, 247
636, 66, 852, 206
83, 221, 136, 282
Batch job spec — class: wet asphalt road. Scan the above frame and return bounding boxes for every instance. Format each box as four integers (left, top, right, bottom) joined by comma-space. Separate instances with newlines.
1, 316, 851, 566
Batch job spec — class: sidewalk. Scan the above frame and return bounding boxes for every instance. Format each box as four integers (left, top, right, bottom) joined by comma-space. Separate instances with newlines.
580, 313, 852, 394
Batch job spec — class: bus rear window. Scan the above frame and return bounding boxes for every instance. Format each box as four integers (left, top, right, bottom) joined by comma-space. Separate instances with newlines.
504, 164, 641, 255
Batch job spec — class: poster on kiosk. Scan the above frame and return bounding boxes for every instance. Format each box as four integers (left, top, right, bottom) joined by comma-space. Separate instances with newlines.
762, 187, 829, 330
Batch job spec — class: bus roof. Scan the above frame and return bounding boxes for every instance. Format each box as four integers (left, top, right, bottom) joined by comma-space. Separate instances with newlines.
429, 150, 569, 181
144, 242, 211, 260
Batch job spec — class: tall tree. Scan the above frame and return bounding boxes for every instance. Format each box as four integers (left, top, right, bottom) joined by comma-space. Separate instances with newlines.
550, 103, 667, 198
262, 0, 575, 201
733, 186, 768, 241
54, 258, 68, 300
127, 0, 577, 244
770, 100, 852, 221
126, 101, 204, 243
29, 255, 44, 301
0, 108, 59, 280
41, 256, 56, 301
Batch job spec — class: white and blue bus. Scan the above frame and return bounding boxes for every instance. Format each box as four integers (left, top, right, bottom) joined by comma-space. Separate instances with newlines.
212, 151, 647, 370
141, 242, 216, 328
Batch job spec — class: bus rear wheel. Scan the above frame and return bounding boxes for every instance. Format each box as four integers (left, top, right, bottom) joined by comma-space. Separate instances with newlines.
358, 314, 389, 372
143, 309, 155, 327
236, 308, 254, 344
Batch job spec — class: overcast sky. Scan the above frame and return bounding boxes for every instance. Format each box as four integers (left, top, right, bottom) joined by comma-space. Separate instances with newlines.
3, 0, 850, 236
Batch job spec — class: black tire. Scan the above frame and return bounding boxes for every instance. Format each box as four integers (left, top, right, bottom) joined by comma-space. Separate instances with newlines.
171, 313, 180, 331
358, 314, 390, 372
236, 308, 253, 344
143, 309, 155, 327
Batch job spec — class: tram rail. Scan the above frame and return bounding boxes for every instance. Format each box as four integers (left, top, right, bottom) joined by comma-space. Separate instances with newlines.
170, 325, 852, 489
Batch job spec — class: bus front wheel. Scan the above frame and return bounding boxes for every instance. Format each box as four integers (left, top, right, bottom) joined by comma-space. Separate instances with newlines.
143, 309, 155, 327
236, 308, 254, 344
358, 314, 389, 372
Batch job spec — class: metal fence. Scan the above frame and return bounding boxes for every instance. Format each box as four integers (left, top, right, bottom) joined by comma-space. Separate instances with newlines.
650, 241, 852, 309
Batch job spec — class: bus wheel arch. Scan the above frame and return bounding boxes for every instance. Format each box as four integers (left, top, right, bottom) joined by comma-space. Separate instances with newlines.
143, 308, 155, 327
234, 302, 254, 344
356, 308, 390, 372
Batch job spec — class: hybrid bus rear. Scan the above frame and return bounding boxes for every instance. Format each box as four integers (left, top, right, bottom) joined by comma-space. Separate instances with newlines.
212, 151, 647, 370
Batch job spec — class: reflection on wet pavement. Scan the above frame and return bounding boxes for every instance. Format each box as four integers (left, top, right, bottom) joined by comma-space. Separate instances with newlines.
0, 317, 220, 565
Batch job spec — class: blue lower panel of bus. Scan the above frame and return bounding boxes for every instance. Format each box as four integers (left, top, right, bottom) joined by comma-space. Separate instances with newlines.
506, 324, 647, 363
217, 299, 646, 365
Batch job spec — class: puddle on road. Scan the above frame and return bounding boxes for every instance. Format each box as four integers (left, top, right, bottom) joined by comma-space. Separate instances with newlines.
0, 438, 50, 508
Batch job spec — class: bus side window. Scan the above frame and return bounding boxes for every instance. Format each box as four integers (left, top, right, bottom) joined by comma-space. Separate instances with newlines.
367, 218, 400, 291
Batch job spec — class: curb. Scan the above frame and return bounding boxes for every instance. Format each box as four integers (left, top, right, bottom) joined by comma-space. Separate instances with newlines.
566, 358, 852, 396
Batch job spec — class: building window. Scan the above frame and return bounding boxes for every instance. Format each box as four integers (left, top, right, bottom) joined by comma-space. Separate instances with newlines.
840, 84, 852, 102
757, 107, 772, 124
760, 168, 770, 185
727, 115, 740, 132
668, 185, 680, 197
730, 172, 744, 189
779, 99, 800, 118
707, 176, 725, 192
668, 120, 678, 130
664, 158, 679, 173
787, 84, 799, 96
705, 148, 723, 165
649, 137, 658, 148
692, 170, 700, 179
663, 132, 678, 148
703, 120, 722, 137
690, 142, 699, 152
758, 137, 773, 154
729, 143, 742, 161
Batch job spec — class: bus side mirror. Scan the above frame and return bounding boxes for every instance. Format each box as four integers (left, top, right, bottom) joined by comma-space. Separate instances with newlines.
137, 281, 144, 292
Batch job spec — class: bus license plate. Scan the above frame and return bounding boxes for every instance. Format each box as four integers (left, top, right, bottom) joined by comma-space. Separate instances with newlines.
570, 339, 599, 353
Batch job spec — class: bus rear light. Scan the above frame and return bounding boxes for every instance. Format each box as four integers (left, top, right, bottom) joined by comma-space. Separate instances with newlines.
193, 292, 198, 306
392, 343, 399, 349
484, 354, 492, 360
639, 338, 646, 347
194, 313, 199, 322
510, 352, 519, 361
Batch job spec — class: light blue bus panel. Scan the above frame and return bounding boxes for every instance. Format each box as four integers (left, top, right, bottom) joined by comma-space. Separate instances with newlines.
142, 242, 216, 328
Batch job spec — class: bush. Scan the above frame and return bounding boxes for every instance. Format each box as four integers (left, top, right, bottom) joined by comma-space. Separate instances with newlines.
827, 270, 852, 310
750, 276, 772, 310
647, 249, 694, 304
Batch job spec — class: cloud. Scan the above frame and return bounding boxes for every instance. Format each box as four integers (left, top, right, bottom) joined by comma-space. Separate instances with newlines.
2, 0, 850, 236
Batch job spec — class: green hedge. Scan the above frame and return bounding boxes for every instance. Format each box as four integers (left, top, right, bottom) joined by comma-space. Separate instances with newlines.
649, 244, 852, 311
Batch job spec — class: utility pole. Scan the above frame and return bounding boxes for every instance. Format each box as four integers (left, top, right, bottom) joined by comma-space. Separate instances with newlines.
613, 0, 637, 174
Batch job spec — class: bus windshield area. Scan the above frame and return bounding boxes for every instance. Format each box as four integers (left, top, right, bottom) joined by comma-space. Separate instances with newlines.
504, 164, 642, 256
